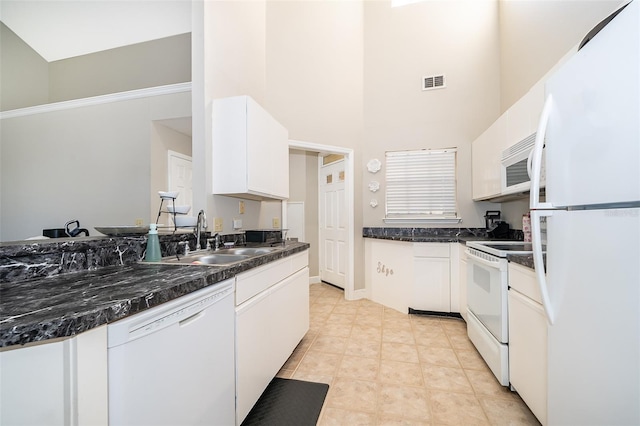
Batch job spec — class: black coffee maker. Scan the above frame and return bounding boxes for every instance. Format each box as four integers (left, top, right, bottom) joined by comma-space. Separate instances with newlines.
485, 210, 510, 239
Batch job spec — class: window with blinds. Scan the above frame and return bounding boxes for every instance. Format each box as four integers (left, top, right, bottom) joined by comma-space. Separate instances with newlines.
384, 148, 459, 222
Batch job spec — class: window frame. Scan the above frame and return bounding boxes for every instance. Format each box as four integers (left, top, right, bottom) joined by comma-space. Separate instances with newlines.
383, 148, 461, 224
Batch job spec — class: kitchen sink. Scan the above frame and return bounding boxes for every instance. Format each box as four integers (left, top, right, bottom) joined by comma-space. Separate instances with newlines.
213, 247, 279, 256
157, 246, 281, 266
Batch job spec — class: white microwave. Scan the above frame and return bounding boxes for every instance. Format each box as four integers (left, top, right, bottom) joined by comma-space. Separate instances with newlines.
501, 133, 545, 195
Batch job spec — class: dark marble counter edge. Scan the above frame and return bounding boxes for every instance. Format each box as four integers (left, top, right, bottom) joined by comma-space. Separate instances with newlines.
0, 242, 309, 348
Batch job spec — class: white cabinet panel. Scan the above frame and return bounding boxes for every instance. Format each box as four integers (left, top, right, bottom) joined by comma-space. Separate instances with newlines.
508, 263, 547, 425
472, 114, 506, 200
270, 268, 310, 366
366, 240, 454, 314
367, 239, 414, 314
412, 243, 451, 313
235, 289, 274, 424
235, 252, 310, 425
212, 95, 289, 200
413, 256, 450, 312
0, 326, 108, 426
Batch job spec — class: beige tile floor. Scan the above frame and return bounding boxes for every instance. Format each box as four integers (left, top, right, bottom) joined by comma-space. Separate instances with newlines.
277, 282, 541, 426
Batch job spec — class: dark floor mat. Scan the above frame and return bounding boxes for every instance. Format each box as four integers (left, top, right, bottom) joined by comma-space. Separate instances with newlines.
241, 378, 329, 426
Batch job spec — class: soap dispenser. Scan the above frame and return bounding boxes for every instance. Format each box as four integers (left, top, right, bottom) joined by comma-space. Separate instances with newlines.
144, 224, 162, 262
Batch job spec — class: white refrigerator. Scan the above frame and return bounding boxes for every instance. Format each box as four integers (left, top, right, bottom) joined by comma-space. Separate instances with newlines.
530, 1, 640, 425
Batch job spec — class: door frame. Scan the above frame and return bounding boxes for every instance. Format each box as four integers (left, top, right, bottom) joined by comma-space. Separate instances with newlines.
287, 139, 355, 300
319, 157, 346, 289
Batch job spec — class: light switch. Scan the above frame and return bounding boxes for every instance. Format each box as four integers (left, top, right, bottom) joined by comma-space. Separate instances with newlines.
233, 219, 242, 229
239, 201, 245, 214
272, 217, 280, 229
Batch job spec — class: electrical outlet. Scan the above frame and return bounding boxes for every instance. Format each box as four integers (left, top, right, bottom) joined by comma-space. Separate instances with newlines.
239, 201, 245, 214
233, 219, 242, 229
214, 217, 223, 232
134, 218, 144, 226
272, 217, 280, 229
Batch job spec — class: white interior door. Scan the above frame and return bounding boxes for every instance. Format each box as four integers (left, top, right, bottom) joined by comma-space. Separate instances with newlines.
319, 160, 346, 288
168, 150, 192, 209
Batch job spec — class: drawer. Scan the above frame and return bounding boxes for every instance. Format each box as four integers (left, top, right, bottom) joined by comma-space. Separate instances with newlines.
235, 251, 309, 306
508, 262, 542, 304
413, 243, 450, 258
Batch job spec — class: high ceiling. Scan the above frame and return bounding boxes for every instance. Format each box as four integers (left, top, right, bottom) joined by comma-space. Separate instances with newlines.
0, 0, 192, 62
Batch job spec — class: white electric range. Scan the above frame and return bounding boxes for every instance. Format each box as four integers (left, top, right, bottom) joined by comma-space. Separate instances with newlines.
464, 240, 539, 386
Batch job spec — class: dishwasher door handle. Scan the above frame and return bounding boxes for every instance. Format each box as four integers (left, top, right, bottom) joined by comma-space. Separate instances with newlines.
179, 311, 205, 327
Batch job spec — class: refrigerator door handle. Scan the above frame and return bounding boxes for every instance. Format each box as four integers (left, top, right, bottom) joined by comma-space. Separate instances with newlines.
531, 209, 554, 325
530, 94, 553, 210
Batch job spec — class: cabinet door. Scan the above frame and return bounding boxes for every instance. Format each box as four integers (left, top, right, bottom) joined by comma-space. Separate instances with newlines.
367, 239, 414, 313
412, 257, 451, 312
508, 289, 547, 424
1, 339, 71, 425
472, 114, 506, 200
213, 96, 289, 200
0, 326, 108, 426
270, 267, 310, 370
235, 290, 273, 424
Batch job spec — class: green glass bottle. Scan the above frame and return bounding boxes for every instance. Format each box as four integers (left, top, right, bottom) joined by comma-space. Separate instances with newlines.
144, 223, 162, 262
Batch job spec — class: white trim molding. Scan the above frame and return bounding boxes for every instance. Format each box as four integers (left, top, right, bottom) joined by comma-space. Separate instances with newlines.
0, 82, 192, 120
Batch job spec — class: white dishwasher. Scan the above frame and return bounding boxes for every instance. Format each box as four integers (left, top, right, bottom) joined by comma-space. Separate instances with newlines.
107, 279, 235, 426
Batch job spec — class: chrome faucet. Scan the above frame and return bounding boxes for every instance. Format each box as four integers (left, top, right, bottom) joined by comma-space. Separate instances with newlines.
212, 233, 221, 251
195, 209, 208, 250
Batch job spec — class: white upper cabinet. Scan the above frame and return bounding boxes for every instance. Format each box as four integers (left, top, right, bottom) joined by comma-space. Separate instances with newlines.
506, 81, 544, 145
212, 96, 289, 200
472, 114, 506, 200
472, 82, 544, 201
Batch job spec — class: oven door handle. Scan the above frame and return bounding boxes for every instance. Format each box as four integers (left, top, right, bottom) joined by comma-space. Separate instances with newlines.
465, 248, 502, 270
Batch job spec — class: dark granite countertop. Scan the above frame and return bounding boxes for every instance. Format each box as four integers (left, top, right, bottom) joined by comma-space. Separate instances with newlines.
0, 242, 309, 348
362, 227, 536, 270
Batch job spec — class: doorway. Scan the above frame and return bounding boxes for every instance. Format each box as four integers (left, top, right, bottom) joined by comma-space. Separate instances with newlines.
287, 140, 355, 300
168, 150, 193, 208
319, 158, 346, 289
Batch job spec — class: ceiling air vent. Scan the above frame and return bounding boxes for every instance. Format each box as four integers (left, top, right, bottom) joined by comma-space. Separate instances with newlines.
422, 74, 445, 91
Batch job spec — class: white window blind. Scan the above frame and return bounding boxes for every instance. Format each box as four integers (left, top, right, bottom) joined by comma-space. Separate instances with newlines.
385, 148, 458, 221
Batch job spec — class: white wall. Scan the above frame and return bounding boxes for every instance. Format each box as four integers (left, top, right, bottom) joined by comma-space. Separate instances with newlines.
0, 91, 190, 241
149, 122, 192, 224
265, 0, 365, 288
362, 0, 502, 228
191, 0, 268, 235
286, 149, 319, 277
498, 0, 624, 111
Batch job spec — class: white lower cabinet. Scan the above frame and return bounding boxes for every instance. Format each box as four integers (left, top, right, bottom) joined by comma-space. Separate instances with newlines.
412, 243, 451, 312
235, 251, 310, 425
366, 239, 457, 314
367, 239, 414, 313
0, 325, 108, 426
508, 262, 547, 425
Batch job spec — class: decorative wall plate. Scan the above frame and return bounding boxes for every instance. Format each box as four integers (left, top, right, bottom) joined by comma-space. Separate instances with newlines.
367, 158, 381, 173
368, 180, 380, 192
370, 199, 378, 208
